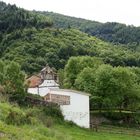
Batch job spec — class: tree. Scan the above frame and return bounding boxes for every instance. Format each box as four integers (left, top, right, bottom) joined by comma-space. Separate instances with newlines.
94, 65, 140, 111
0, 60, 5, 84
75, 67, 95, 94
113, 67, 140, 111
64, 56, 103, 88
72, 63, 140, 111
0, 61, 26, 103
5, 62, 25, 94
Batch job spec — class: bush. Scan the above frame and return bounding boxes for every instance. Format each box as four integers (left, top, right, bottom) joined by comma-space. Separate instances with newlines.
43, 105, 64, 120
9, 93, 26, 106
0, 92, 9, 103
66, 121, 76, 127
5, 109, 35, 125
45, 117, 54, 128
133, 112, 140, 124
91, 111, 140, 126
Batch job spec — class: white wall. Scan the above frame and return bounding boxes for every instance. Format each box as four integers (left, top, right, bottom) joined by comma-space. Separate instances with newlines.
28, 87, 59, 96
28, 80, 59, 96
28, 82, 90, 128
49, 90, 90, 128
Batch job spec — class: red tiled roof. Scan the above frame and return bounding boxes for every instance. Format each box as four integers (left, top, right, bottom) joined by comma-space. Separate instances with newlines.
26, 75, 42, 88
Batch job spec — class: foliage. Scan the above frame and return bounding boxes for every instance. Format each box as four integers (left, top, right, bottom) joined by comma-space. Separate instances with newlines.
43, 104, 64, 120
64, 56, 140, 112
0, 61, 26, 104
0, 2, 52, 33
64, 56, 102, 88
1, 8, 140, 74
0, 102, 140, 140
4, 29, 140, 72
45, 117, 54, 128
1, 13, 140, 74
93, 65, 140, 111
91, 110, 140, 125
42, 11, 140, 46
1, 2, 140, 74
58, 69, 65, 88
5, 109, 32, 125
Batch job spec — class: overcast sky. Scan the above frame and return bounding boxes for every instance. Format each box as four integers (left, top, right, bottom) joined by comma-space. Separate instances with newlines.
2, 0, 140, 26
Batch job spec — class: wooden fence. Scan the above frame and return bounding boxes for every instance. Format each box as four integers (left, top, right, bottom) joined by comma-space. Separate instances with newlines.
90, 124, 140, 136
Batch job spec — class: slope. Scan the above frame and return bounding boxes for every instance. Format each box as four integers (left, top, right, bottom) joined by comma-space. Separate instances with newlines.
41, 11, 140, 45
1, 27, 140, 74
0, 102, 140, 140
0, 1, 52, 33
0, 2, 140, 75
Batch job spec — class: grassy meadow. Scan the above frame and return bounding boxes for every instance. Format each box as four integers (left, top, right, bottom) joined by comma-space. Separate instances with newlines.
0, 102, 140, 140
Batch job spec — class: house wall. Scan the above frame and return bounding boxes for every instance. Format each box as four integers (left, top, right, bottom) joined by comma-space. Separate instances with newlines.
28, 87, 59, 97
28, 80, 59, 96
49, 90, 90, 128
28, 87, 38, 95
28, 82, 90, 128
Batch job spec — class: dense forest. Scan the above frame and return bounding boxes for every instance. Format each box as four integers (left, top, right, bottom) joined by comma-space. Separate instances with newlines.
2, 27, 140, 74
0, 2, 52, 33
41, 11, 140, 47
0, 1, 140, 123
0, 2, 140, 74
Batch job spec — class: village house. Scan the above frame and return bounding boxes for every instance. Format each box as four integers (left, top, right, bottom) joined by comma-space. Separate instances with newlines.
27, 65, 90, 128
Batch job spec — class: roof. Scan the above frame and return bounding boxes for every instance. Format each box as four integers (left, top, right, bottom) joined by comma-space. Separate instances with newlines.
26, 75, 42, 88
49, 88, 91, 96
41, 65, 57, 75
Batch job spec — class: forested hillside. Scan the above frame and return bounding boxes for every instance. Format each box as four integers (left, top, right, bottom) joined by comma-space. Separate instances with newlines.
0, 2, 140, 75
1, 27, 140, 74
0, 2, 140, 74
41, 12, 140, 46
0, 1, 52, 33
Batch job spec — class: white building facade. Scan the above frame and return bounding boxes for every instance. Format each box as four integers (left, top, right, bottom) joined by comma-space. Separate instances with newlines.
27, 66, 90, 128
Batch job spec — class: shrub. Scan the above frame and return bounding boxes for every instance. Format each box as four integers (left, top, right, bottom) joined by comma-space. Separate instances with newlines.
5, 109, 35, 125
45, 117, 54, 128
66, 121, 76, 127
0, 92, 9, 103
43, 105, 64, 120
133, 112, 140, 124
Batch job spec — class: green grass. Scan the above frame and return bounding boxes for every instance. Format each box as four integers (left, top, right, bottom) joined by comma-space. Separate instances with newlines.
0, 102, 140, 140
56, 125, 140, 140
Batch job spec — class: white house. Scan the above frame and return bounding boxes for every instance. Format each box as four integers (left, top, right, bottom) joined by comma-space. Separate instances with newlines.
27, 65, 90, 128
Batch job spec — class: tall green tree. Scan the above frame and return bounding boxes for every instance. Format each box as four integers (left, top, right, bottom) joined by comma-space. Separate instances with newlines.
64, 56, 103, 88
4, 62, 25, 96
68, 61, 140, 111
0, 61, 26, 103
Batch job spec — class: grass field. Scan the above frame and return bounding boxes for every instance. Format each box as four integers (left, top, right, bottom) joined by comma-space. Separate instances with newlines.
1, 121, 140, 140
0, 102, 140, 140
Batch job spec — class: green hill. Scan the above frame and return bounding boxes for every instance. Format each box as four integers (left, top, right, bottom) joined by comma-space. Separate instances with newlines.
1, 27, 140, 74
0, 1, 52, 33
1, 2, 140, 75
41, 11, 140, 45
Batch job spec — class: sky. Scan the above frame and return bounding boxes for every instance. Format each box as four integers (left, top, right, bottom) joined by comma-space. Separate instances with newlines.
2, 0, 140, 26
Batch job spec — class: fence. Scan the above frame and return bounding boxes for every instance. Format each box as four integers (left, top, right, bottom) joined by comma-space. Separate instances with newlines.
90, 124, 140, 136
